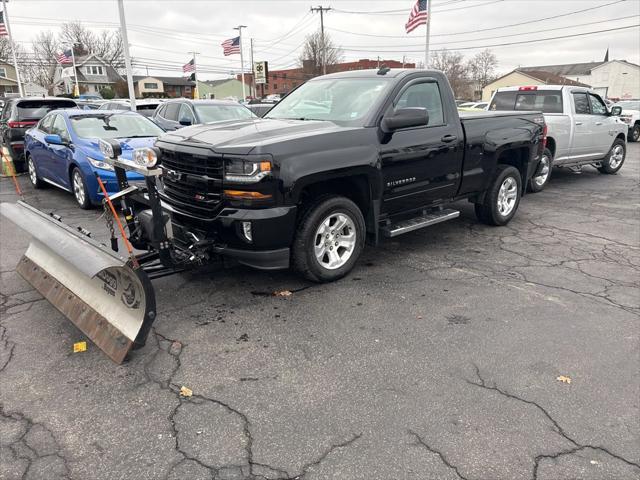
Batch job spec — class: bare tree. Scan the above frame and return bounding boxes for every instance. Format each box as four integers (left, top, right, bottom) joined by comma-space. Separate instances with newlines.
59, 22, 124, 71
25, 31, 60, 91
468, 49, 498, 88
430, 49, 472, 99
298, 30, 343, 76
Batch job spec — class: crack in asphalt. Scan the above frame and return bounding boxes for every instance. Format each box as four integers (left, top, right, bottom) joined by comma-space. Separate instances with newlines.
408, 429, 470, 480
0, 404, 71, 480
466, 364, 640, 479
142, 328, 361, 480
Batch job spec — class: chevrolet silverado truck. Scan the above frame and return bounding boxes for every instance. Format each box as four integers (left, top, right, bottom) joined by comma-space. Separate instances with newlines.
149, 68, 545, 282
0, 68, 547, 363
489, 85, 627, 192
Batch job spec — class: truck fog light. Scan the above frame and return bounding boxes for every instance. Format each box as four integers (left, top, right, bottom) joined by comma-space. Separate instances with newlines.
241, 221, 253, 242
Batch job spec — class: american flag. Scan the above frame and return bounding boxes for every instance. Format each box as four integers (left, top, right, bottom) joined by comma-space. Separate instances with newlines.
405, 0, 428, 34
56, 49, 73, 64
221, 36, 241, 56
0, 11, 8, 37
183, 58, 195, 73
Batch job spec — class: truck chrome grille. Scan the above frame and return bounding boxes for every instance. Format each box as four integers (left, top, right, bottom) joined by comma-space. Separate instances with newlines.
158, 148, 223, 219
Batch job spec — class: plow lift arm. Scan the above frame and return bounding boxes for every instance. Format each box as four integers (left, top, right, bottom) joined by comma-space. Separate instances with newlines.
0, 139, 184, 363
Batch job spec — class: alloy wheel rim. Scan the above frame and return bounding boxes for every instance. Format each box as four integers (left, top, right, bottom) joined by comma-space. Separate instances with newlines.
609, 145, 624, 169
28, 159, 37, 185
534, 155, 550, 187
497, 176, 518, 216
73, 171, 85, 205
313, 212, 356, 270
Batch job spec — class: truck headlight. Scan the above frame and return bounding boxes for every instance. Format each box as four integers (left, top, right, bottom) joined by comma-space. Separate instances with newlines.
224, 158, 271, 183
87, 156, 114, 171
132, 147, 158, 168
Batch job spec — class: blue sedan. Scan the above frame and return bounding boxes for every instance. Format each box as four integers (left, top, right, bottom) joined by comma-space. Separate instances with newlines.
24, 109, 164, 209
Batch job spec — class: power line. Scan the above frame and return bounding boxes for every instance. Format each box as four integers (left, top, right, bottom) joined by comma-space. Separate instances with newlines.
336, 24, 639, 54
326, 0, 626, 39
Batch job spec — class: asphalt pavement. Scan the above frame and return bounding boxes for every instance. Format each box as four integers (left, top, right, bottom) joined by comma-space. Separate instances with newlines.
1, 144, 639, 480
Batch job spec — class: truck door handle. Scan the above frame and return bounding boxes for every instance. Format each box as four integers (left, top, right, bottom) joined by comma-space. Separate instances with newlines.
595, 122, 603, 125
575, 122, 583, 125
441, 134, 457, 143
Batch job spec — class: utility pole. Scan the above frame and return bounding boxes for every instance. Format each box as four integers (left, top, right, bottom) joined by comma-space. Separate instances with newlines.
310, 5, 331, 75
189, 51, 199, 99
249, 38, 255, 99
117, 0, 136, 110
424, 0, 432, 69
234, 25, 247, 100
2, 0, 23, 97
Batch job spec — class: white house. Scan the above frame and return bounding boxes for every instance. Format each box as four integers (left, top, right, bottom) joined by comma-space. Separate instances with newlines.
24, 82, 47, 97
53, 53, 122, 95
519, 59, 639, 100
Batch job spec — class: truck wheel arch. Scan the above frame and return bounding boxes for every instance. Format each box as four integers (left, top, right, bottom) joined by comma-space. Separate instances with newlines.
545, 137, 556, 159
292, 172, 379, 237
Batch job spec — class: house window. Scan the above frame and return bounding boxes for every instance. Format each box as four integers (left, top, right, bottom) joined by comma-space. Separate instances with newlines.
85, 65, 104, 76
144, 82, 158, 89
273, 83, 278, 90
0, 68, 6, 78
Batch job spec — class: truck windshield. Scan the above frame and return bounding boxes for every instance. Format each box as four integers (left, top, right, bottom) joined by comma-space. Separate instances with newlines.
265, 78, 391, 125
490, 90, 563, 114
194, 104, 257, 123
70, 113, 164, 139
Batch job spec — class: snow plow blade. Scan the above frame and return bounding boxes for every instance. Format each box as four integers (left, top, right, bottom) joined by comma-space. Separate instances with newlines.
1, 201, 156, 364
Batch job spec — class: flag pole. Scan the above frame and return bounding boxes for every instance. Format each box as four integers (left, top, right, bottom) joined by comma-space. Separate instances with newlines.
70, 44, 80, 97
117, 0, 136, 111
424, 0, 431, 69
234, 25, 247, 101
2, 0, 23, 96
189, 51, 199, 99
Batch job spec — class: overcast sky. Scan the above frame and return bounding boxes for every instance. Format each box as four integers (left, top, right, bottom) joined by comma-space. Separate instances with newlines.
7, 0, 640, 80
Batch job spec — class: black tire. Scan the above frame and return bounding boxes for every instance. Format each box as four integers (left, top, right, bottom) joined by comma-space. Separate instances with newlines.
26, 155, 45, 189
293, 195, 365, 283
71, 167, 91, 209
629, 125, 640, 143
528, 148, 553, 193
598, 139, 626, 174
475, 165, 522, 226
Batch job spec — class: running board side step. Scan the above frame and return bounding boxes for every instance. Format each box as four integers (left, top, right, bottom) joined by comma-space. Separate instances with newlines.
381, 208, 460, 238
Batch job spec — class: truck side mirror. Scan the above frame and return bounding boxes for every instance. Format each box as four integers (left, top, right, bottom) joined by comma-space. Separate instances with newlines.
610, 106, 622, 116
179, 117, 193, 126
381, 108, 429, 133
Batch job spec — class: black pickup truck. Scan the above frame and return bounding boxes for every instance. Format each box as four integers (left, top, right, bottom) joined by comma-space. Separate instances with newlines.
149, 68, 545, 282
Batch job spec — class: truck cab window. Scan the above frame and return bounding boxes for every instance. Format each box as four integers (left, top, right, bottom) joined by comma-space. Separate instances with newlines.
396, 82, 444, 126
573, 93, 590, 115
589, 94, 607, 115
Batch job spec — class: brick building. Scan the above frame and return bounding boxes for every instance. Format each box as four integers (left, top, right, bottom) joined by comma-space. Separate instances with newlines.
241, 58, 416, 97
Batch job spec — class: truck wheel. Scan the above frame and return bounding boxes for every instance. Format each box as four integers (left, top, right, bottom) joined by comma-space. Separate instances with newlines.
528, 148, 552, 193
475, 165, 522, 226
629, 125, 640, 143
293, 196, 365, 283
71, 167, 91, 209
27, 155, 45, 189
598, 139, 625, 174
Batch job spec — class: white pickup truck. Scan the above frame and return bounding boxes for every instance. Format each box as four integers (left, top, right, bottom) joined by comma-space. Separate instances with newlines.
489, 85, 628, 191
614, 100, 640, 143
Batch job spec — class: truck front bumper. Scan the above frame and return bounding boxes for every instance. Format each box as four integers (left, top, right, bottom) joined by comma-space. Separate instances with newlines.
161, 201, 298, 271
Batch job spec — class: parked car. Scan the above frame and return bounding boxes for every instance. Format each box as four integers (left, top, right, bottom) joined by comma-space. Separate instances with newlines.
78, 94, 103, 101
0, 97, 77, 172
246, 102, 275, 117
98, 100, 131, 111
152, 99, 257, 131
489, 85, 627, 191
134, 99, 163, 118
24, 110, 164, 209
614, 100, 640, 142
149, 68, 546, 282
